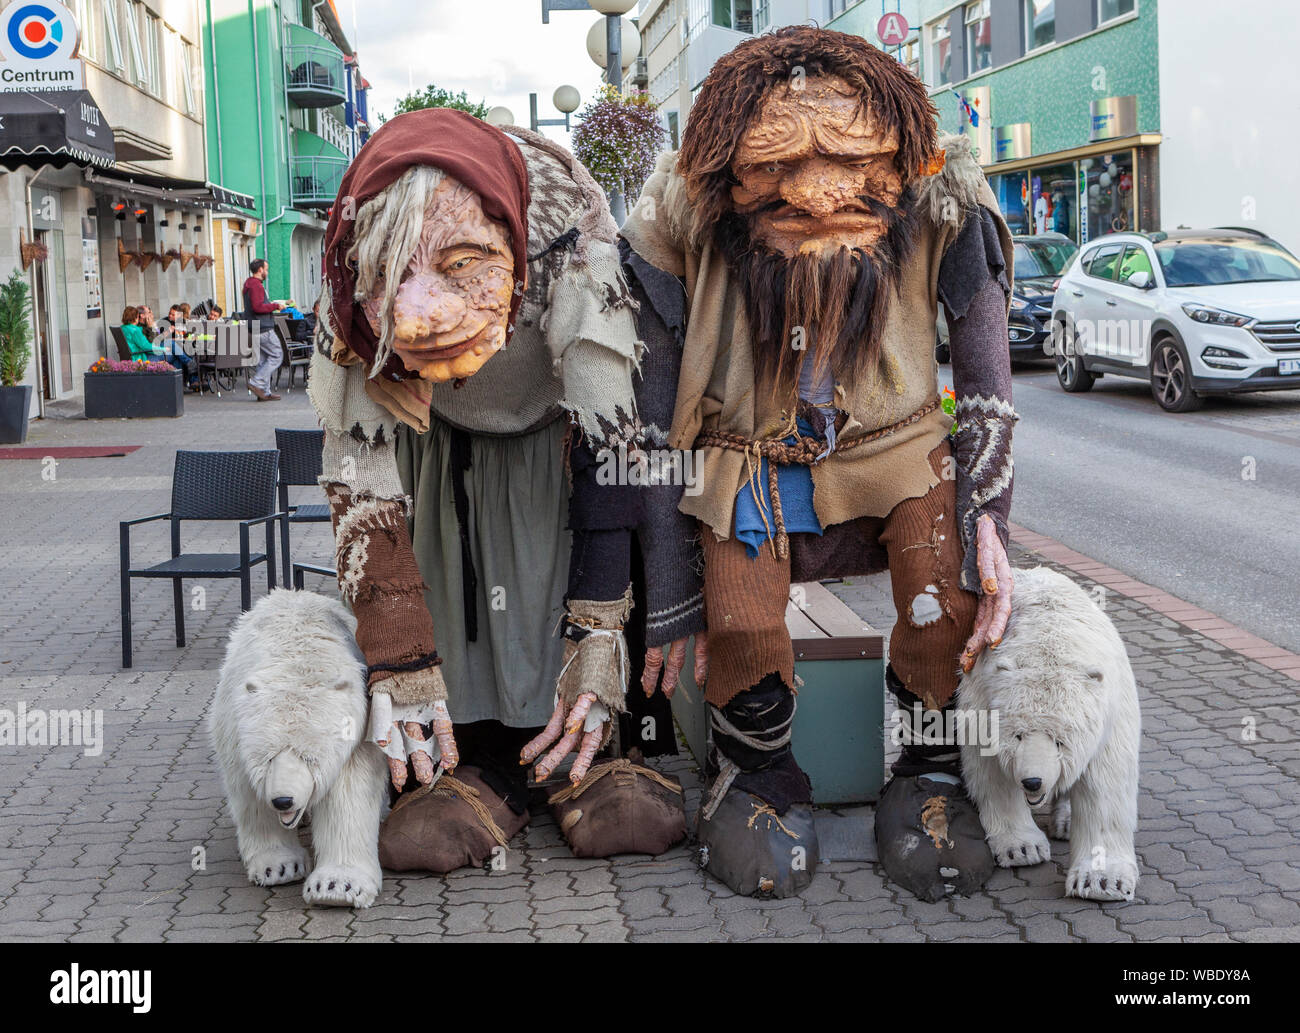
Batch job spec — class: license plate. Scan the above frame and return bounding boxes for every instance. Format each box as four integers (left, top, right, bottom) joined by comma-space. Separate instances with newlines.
1280, 358, 1300, 375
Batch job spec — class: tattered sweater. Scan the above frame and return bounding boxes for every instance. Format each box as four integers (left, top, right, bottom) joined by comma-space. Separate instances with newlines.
619, 133, 1018, 593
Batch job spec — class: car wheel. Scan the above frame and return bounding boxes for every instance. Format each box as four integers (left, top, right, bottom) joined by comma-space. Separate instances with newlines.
1054, 320, 1095, 393
1150, 337, 1204, 412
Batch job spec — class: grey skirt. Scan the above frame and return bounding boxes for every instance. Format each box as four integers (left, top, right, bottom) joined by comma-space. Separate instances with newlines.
395, 416, 570, 727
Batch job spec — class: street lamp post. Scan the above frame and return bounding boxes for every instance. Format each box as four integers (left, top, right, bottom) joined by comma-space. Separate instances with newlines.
542, 0, 639, 224
530, 85, 581, 134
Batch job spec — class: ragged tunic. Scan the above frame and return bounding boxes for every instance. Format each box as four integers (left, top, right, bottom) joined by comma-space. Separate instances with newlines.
308, 126, 641, 719
619, 133, 1017, 592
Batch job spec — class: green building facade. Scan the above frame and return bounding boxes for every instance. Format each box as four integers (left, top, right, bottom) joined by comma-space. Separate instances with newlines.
201, 0, 360, 313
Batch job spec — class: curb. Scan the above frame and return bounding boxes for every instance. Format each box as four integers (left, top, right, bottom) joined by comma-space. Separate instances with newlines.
1008, 521, 1300, 682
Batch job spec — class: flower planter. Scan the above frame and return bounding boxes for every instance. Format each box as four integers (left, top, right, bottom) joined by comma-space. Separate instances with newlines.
0, 384, 33, 443
84, 369, 183, 419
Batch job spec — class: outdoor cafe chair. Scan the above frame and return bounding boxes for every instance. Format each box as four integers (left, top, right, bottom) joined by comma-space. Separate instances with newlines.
274, 428, 330, 586
119, 449, 283, 668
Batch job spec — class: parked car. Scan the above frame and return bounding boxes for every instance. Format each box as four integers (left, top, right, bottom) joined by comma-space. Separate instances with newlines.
1050, 228, 1300, 411
936, 232, 1077, 363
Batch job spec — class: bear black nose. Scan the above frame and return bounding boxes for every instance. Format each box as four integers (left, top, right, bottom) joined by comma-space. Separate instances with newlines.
1021, 778, 1042, 793
272, 796, 295, 811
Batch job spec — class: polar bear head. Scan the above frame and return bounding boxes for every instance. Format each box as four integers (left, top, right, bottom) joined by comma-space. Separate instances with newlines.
215, 590, 368, 830
964, 568, 1123, 808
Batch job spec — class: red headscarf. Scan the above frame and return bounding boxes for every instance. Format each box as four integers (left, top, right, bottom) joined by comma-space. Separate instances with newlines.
323, 108, 530, 381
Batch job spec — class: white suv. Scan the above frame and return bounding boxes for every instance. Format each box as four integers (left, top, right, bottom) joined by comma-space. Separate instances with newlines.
1050, 229, 1300, 411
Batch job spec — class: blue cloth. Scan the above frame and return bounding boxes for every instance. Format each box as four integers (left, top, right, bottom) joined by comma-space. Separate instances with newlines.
282, 306, 305, 319
734, 418, 824, 558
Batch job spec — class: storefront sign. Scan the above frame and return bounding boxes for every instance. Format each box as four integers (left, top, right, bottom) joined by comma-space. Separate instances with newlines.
876, 12, 910, 47
0, 1, 84, 92
1089, 95, 1137, 142
995, 123, 1032, 162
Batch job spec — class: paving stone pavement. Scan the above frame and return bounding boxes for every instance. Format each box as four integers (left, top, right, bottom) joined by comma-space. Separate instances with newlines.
1, 389, 1297, 943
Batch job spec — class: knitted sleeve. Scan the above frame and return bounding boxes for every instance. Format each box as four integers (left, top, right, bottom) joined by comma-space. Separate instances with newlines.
308, 348, 447, 706
622, 240, 705, 647
939, 205, 1018, 594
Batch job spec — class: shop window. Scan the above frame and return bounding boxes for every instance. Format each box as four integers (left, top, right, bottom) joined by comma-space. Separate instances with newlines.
930, 18, 953, 87
1098, 0, 1136, 24
965, 1, 991, 75
1080, 152, 1135, 240
989, 171, 1030, 236
1024, 0, 1055, 51
1028, 163, 1078, 240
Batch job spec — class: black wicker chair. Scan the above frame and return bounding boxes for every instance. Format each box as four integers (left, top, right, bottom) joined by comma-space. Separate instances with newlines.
119, 449, 282, 668
274, 428, 329, 585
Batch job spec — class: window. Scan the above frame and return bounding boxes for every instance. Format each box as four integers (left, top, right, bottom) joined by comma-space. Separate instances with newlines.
711, 0, 753, 32
122, 0, 147, 86
965, 2, 991, 75
901, 36, 920, 79
1024, 0, 1055, 51
930, 18, 953, 87
1098, 0, 1135, 23
646, 2, 676, 51
179, 38, 199, 116
101, 0, 126, 75
1117, 245, 1153, 284
140, 10, 162, 96
73, 0, 101, 64
1155, 238, 1300, 287
1084, 243, 1123, 280
827, 0, 862, 18
755, 0, 770, 33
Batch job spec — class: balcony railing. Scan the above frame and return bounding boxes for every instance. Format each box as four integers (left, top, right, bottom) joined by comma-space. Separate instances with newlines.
286, 42, 346, 108
290, 154, 348, 208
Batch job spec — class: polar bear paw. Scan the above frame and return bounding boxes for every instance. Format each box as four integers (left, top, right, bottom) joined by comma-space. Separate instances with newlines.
246, 845, 309, 887
1066, 857, 1138, 902
302, 864, 380, 908
988, 826, 1051, 867
1050, 798, 1072, 841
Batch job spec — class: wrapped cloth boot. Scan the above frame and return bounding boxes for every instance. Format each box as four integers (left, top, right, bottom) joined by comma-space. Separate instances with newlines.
696, 674, 818, 898
875, 666, 994, 902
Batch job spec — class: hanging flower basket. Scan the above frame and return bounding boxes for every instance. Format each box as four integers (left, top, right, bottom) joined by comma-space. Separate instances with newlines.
117, 238, 136, 272
18, 229, 48, 271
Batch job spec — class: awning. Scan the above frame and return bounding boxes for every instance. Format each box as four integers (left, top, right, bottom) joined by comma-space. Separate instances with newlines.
0, 90, 115, 170
82, 167, 256, 213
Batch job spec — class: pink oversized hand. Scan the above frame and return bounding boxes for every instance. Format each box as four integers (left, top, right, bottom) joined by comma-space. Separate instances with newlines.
641, 631, 709, 699
961, 514, 1013, 673
521, 692, 607, 784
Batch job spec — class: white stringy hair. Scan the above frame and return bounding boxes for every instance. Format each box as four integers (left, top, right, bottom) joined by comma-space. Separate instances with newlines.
318, 164, 446, 378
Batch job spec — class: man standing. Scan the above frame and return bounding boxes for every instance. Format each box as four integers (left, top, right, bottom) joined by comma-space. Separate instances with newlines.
242, 258, 283, 401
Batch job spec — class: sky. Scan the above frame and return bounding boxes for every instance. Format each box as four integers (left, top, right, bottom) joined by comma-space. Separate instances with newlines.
342, 0, 618, 148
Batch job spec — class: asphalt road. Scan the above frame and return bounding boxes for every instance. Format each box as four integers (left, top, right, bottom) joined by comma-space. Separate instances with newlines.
989, 360, 1300, 652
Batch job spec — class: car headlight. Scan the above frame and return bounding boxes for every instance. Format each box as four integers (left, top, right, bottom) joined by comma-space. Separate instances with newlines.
1010, 295, 1029, 311
1180, 303, 1251, 327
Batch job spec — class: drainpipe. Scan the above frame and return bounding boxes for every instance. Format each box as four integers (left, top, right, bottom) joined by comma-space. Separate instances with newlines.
249, 0, 269, 257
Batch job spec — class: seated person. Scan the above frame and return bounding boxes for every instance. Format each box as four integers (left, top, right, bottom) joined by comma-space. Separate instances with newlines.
209, 305, 224, 320
148, 305, 199, 388
119, 306, 157, 360
137, 305, 159, 341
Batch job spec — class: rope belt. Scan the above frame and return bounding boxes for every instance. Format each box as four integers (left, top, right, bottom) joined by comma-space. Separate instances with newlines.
695, 397, 942, 560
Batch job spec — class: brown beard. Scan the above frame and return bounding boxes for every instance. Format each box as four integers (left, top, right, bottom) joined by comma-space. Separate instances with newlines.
716, 185, 919, 396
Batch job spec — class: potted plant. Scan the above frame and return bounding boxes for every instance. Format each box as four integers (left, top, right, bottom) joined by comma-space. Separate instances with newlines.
0, 269, 35, 444
84, 357, 184, 419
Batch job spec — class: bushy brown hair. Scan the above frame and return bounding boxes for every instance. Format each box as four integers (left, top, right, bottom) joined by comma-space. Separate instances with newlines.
678, 25, 939, 247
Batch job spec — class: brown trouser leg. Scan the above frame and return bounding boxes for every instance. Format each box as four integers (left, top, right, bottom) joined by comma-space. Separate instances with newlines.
878, 441, 979, 710
701, 441, 977, 710
700, 529, 794, 708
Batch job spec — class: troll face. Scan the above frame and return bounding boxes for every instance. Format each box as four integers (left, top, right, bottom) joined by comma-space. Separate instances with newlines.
679, 26, 939, 391
360, 173, 515, 383
730, 74, 905, 258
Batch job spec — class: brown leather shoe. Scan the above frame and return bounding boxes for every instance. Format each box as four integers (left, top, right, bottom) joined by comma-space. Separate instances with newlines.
249, 386, 281, 401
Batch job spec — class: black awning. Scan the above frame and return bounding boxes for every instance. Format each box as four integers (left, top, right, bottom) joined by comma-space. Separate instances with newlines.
0, 90, 115, 171
82, 167, 256, 213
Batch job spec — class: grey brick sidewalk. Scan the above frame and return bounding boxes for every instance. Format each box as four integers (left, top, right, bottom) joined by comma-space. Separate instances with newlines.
1, 389, 1297, 942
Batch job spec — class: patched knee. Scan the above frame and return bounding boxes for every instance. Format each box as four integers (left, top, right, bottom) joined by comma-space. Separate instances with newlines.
907, 584, 944, 628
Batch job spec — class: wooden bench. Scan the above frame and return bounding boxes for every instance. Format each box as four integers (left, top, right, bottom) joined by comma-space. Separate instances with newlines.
669, 581, 886, 805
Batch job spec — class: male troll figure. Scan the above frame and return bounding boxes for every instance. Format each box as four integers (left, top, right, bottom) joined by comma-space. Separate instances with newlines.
622, 26, 1017, 899
307, 109, 695, 869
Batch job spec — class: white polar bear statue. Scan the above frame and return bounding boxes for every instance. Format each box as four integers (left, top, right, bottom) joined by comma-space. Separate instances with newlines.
958, 566, 1140, 901
209, 589, 387, 908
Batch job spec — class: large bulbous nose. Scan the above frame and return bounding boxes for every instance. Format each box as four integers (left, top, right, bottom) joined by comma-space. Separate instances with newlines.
392, 275, 468, 342
1020, 777, 1042, 793
272, 796, 295, 811
779, 156, 858, 219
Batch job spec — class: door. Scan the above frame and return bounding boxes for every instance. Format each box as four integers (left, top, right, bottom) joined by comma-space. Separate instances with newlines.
32, 229, 73, 399
1107, 244, 1161, 368
1073, 242, 1124, 364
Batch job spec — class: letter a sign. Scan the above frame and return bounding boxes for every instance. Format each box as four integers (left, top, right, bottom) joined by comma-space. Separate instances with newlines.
876, 12, 910, 47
